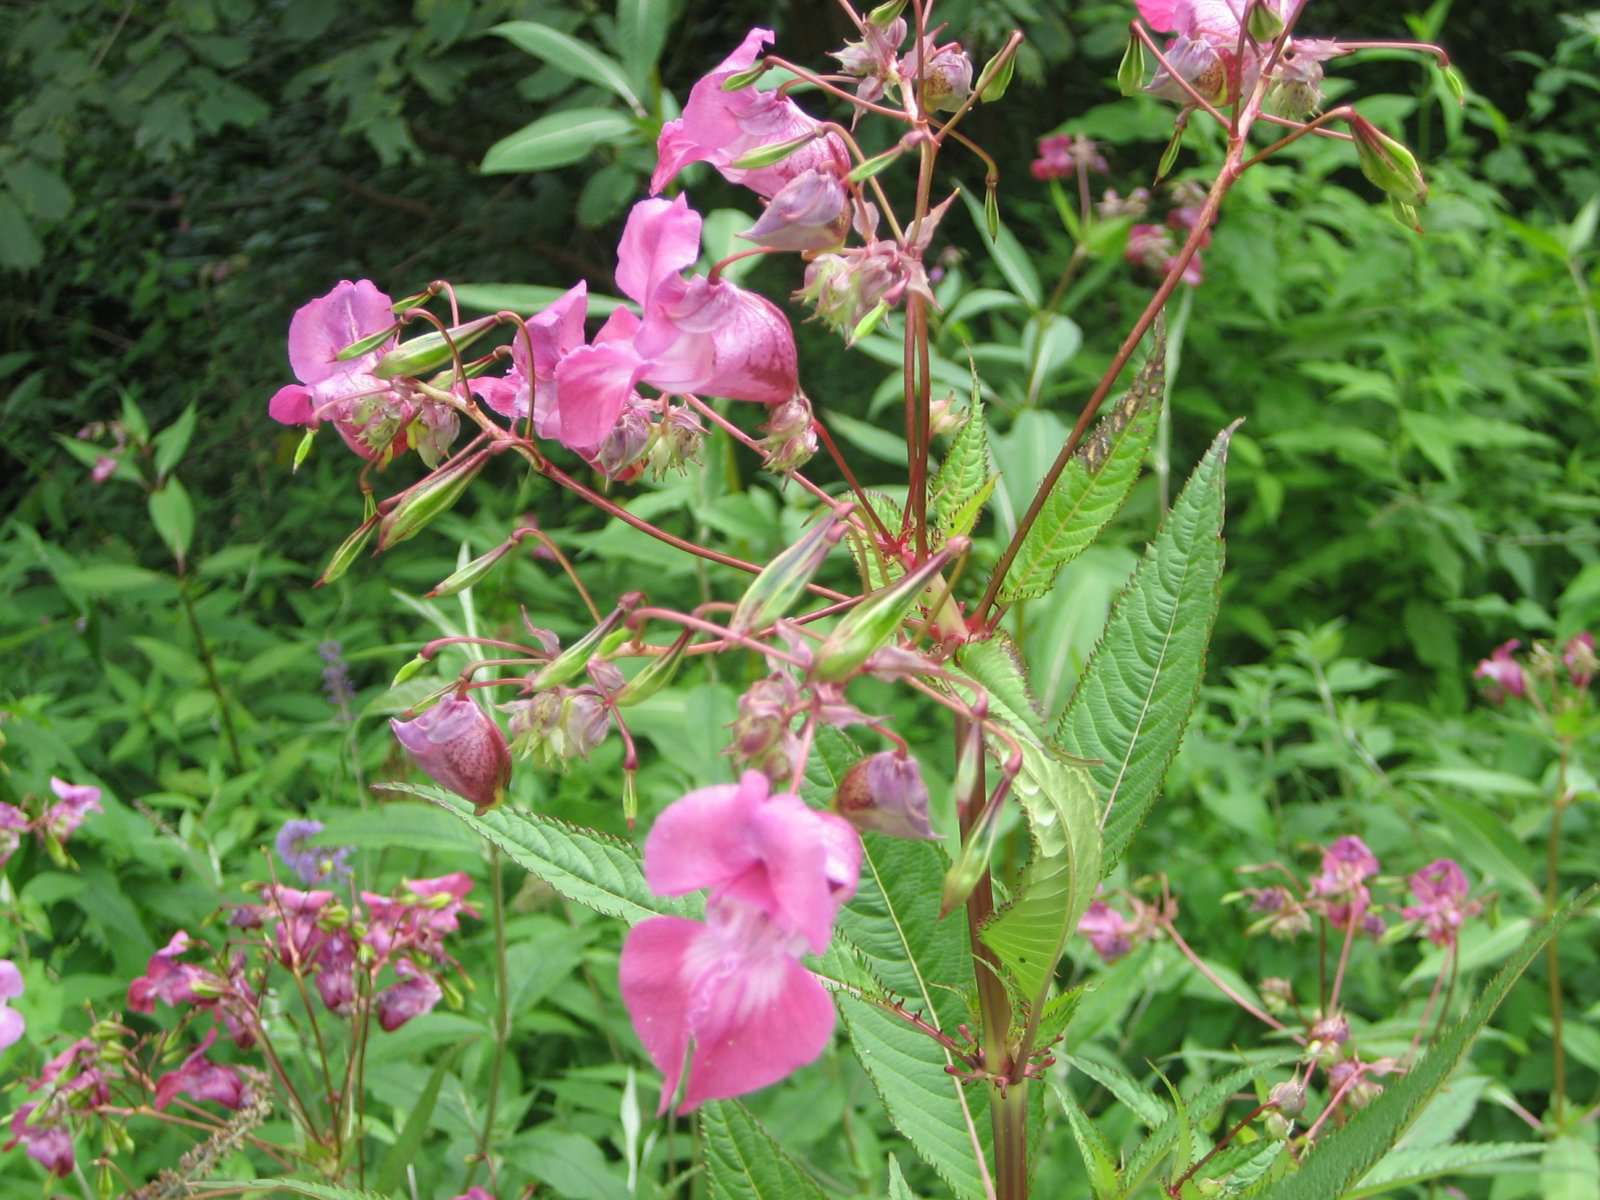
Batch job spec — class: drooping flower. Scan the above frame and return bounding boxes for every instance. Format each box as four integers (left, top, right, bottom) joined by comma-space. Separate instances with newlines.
651, 28, 849, 201
834, 751, 937, 840
1473, 639, 1526, 703
376, 961, 444, 1031
830, 17, 907, 104
739, 168, 850, 253
1031, 133, 1108, 181
42, 778, 101, 844
620, 771, 861, 1112
0, 959, 23, 1050
267, 280, 419, 462
550, 197, 799, 455
391, 696, 512, 814
898, 36, 973, 113
362, 873, 478, 960
5, 1104, 75, 1176
1563, 631, 1596, 689
1079, 900, 1134, 962
127, 931, 217, 1013
275, 818, 353, 886
1310, 835, 1379, 928
154, 1029, 251, 1111
1137, 0, 1292, 104
1402, 859, 1480, 947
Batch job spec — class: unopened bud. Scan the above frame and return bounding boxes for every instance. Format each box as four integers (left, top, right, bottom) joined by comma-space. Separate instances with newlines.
1347, 113, 1427, 207
316, 515, 379, 587
730, 511, 848, 634
426, 538, 519, 598
975, 45, 1016, 103
334, 322, 402, 363
615, 629, 692, 706
721, 60, 770, 91
373, 316, 498, 380
1259, 976, 1294, 1014
1263, 1111, 1292, 1140
1268, 1079, 1306, 1117
1246, 0, 1285, 42
741, 169, 850, 253
90, 1019, 124, 1044
597, 404, 652, 478
648, 406, 705, 478
835, 751, 937, 840
759, 396, 819, 472
293, 427, 317, 472
868, 0, 909, 26
1117, 35, 1146, 98
814, 539, 968, 682
377, 448, 490, 552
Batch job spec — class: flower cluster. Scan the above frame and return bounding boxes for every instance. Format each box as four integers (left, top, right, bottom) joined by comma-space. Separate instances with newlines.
619, 771, 861, 1112
1125, 181, 1212, 286
0, 777, 102, 870
1473, 631, 1595, 705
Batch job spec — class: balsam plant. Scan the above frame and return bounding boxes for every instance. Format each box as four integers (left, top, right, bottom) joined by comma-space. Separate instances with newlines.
7, 2, 1595, 1198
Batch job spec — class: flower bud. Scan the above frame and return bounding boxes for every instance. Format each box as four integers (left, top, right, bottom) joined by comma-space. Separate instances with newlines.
759, 396, 819, 472
647, 406, 706, 478
1268, 1079, 1307, 1117
835, 751, 937, 840
1563, 631, 1596, 689
372, 316, 499, 380
730, 510, 848, 634
1117, 35, 1146, 98
867, 0, 908, 26
505, 690, 612, 770
1259, 976, 1294, 1014
1263, 1110, 1292, 1140
740, 169, 850, 253
1246, 0, 1285, 42
426, 538, 518, 598
391, 695, 512, 813
316, 515, 379, 587
377, 448, 490, 552
1347, 113, 1428, 207
903, 39, 972, 113
814, 539, 968, 682
615, 630, 692, 706
597, 403, 652, 478
974, 45, 1016, 103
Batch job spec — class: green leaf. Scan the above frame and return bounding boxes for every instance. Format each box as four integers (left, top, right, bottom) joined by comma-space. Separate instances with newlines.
1068, 1053, 1171, 1130
0, 193, 44, 270
492, 22, 646, 116
979, 741, 1101, 1007
1256, 885, 1598, 1200
1000, 323, 1164, 603
206, 1182, 393, 1200
806, 730, 992, 1198
954, 634, 1050, 746
846, 492, 905, 590
1056, 421, 1234, 875
453, 283, 629, 317
701, 1100, 828, 1200
1122, 1053, 1304, 1193
1346, 1142, 1544, 1198
887, 1155, 922, 1199
505, 1127, 631, 1200
1540, 1134, 1600, 1200
960, 189, 1041, 308
1049, 1078, 1122, 1199
378, 781, 690, 924
152, 403, 198, 477
615, 0, 670, 87
3, 159, 73, 221
56, 564, 174, 595
374, 1043, 463, 1195
148, 477, 195, 568
481, 108, 637, 174
931, 397, 993, 536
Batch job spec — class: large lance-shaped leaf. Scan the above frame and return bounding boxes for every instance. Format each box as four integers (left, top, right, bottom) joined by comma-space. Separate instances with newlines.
1057, 421, 1234, 874
700, 1101, 828, 1200
1256, 885, 1597, 1200
377, 782, 690, 924
931, 395, 995, 540
807, 731, 994, 1199
998, 321, 1166, 603
978, 741, 1102, 1006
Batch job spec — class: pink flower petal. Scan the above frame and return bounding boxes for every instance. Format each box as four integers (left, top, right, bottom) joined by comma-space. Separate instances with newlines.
0, 959, 22, 1002
552, 340, 648, 455
0, 1006, 23, 1050
269, 384, 316, 427
616, 197, 703, 308
288, 279, 396, 385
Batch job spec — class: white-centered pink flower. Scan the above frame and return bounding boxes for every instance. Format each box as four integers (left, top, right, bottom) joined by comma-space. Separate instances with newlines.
620, 771, 860, 1112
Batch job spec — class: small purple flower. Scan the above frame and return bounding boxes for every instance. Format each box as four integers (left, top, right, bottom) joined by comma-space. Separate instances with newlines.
1474, 639, 1526, 703
1079, 900, 1133, 963
0, 803, 28, 869
154, 1029, 251, 1111
391, 696, 512, 814
319, 641, 356, 722
275, 818, 352, 886
1402, 858, 1480, 947
834, 751, 937, 841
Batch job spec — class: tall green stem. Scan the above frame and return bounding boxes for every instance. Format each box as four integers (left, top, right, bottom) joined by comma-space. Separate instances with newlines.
465, 847, 512, 1187
179, 577, 244, 773
1546, 740, 1570, 1127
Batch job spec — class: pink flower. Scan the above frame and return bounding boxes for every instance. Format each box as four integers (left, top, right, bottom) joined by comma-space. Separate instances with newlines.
263, 885, 336, 964
90, 455, 119, 484
5, 1104, 74, 1177
391, 696, 512, 814
1079, 900, 1133, 962
127, 931, 216, 1013
376, 962, 444, 1031
0, 959, 23, 1050
1030, 134, 1107, 181
651, 28, 848, 200
154, 1029, 250, 1111
451, 1189, 496, 1200
268, 279, 417, 462
42, 777, 101, 843
739, 169, 850, 253
1402, 859, 1480, 947
468, 282, 588, 428
551, 196, 799, 455
0, 803, 28, 869
1137, 0, 1291, 104
834, 752, 937, 841
897, 36, 973, 113
363, 872, 478, 958
313, 930, 358, 1014
619, 771, 861, 1113
1310, 835, 1379, 927
1563, 631, 1596, 689
1474, 639, 1526, 703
